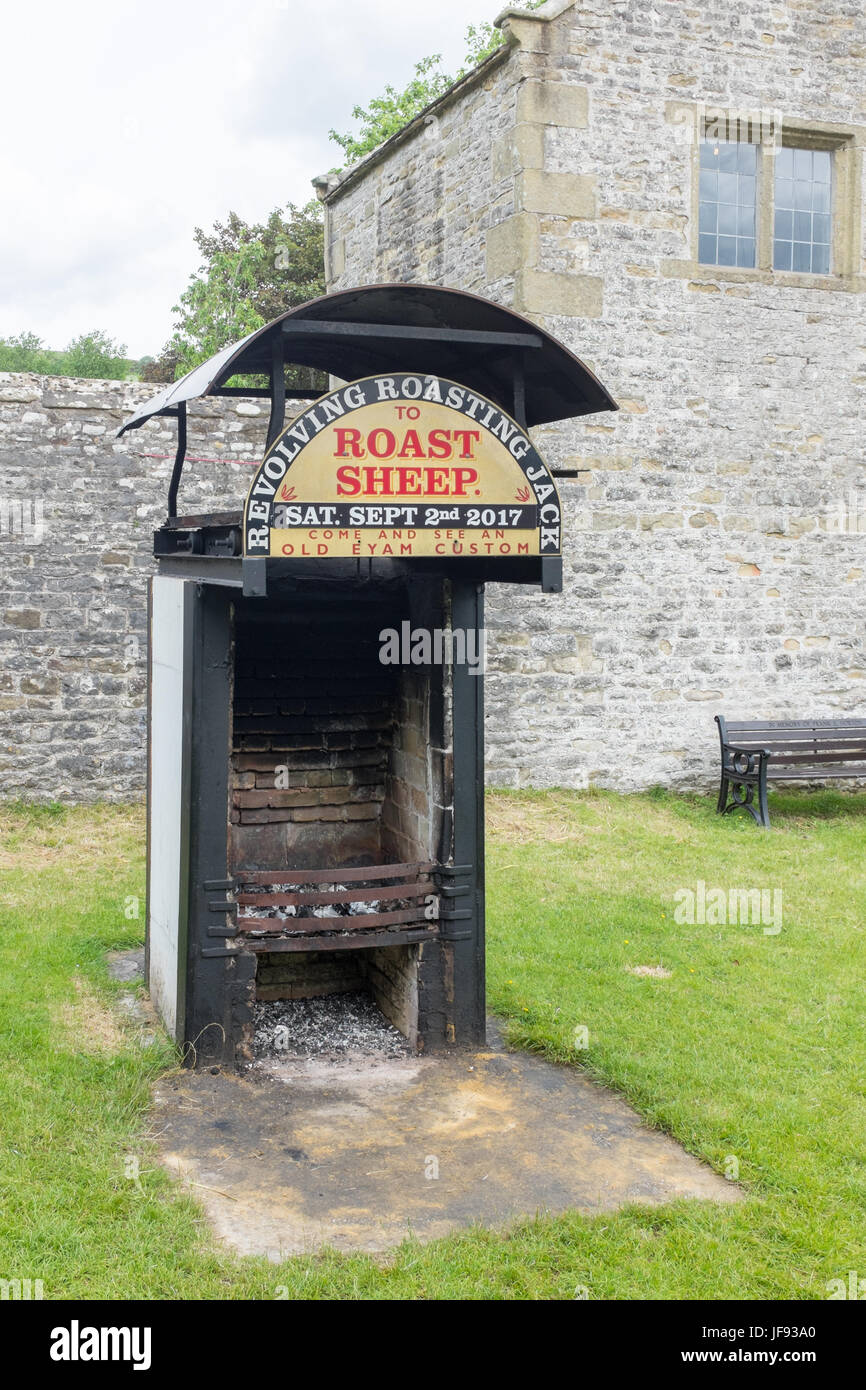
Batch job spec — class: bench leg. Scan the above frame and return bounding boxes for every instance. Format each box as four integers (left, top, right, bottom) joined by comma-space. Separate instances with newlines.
716, 774, 729, 814
718, 750, 771, 829
719, 776, 767, 828
757, 765, 771, 828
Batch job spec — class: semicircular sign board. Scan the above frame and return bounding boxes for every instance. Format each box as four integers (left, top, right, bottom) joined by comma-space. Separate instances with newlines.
243, 374, 562, 561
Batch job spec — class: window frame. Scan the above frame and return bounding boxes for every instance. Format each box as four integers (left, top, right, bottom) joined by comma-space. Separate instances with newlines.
758, 128, 853, 281
663, 107, 864, 291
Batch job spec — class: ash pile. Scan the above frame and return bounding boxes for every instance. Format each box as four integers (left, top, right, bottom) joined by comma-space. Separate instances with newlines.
253, 992, 411, 1062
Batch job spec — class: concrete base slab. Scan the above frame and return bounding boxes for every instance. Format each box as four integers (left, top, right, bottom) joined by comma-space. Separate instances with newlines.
152, 1021, 739, 1258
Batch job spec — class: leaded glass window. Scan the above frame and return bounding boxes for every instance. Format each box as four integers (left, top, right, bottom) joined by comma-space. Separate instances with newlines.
698, 139, 757, 269
773, 147, 832, 274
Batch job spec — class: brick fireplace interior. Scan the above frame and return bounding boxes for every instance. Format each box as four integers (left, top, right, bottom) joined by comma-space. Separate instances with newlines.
229, 587, 450, 1048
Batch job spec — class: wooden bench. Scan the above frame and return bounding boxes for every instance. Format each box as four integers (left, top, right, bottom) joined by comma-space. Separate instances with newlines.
715, 716, 866, 827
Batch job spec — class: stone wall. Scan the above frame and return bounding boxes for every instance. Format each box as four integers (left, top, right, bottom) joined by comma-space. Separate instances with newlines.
319, 0, 866, 791
0, 373, 271, 801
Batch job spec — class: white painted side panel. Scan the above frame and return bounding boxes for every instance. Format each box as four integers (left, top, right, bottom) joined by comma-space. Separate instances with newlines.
148, 576, 187, 1040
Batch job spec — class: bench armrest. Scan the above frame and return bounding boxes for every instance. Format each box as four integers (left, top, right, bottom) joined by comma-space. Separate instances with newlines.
721, 742, 771, 776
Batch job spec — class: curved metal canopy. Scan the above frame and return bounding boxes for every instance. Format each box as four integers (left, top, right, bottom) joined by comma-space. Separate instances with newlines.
118, 283, 617, 437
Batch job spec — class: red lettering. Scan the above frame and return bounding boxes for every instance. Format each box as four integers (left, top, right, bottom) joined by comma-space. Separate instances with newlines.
396, 467, 423, 495
397, 429, 425, 459
336, 459, 482, 497
427, 429, 452, 460
362, 466, 395, 492
453, 467, 479, 496
427, 467, 450, 495
452, 429, 480, 459
334, 428, 364, 458
368, 428, 396, 459
336, 465, 361, 496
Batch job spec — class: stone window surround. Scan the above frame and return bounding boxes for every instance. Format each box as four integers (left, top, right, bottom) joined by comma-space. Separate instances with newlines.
663, 105, 865, 293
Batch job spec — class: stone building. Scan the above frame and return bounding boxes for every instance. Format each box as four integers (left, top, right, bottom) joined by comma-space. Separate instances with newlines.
2, 0, 864, 802
314, 0, 866, 791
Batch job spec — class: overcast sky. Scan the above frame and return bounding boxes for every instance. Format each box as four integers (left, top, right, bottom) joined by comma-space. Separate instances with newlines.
0, 0, 490, 358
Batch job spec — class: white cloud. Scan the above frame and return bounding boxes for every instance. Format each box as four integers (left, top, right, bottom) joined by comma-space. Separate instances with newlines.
0, 0, 494, 356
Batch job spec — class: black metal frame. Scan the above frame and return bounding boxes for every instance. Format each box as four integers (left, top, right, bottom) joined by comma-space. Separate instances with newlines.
715, 717, 771, 828
182, 586, 256, 1065
163, 319, 549, 527
280, 318, 543, 351
120, 286, 618, 445
166, 403, 186, 520
266, 332, 286, 451
121, 285, 617, 548
449, 580, 487, 1044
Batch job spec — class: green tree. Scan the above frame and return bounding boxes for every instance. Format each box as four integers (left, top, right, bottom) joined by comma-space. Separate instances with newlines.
462, 19, 511, 68
329, 54, 455, 164
329, 3, 546, 165
0, 332, 60, 374
63, 330, 129, 380
0, 330, 135, 379
150, 200, 326, 384
141, 346, 181, 384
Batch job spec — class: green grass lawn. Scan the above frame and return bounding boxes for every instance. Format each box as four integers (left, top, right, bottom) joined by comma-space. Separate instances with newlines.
0, 789, 863, 1300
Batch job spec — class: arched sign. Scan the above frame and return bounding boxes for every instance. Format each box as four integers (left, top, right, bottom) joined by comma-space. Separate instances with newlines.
243, 374, 561, 560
